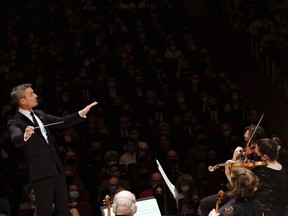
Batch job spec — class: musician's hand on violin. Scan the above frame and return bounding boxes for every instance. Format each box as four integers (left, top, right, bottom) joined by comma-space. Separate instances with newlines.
208, 209, 220, 216
225, 160, 233, 183
232, 146, 243, 161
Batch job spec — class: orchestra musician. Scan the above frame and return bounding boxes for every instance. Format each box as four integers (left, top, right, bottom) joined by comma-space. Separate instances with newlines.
208, 167, 262, 216
198, 124, 267, 216
199, 136, 287, 216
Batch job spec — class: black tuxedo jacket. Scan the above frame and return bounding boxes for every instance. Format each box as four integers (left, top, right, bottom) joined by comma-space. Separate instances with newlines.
7, 110, 84, 181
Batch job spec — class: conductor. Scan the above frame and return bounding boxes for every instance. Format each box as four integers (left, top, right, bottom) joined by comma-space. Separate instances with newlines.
7, 83, 97, 216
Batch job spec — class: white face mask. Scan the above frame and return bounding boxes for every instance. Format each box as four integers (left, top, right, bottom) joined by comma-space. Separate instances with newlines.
64, 135, 72, 143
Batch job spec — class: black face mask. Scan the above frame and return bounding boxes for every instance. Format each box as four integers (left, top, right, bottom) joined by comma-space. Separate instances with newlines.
154, 193, 164, 201
92, 150, 101, 157
168, 159, 178, 166
66, 158, 76, 166
65, 176, 75, 185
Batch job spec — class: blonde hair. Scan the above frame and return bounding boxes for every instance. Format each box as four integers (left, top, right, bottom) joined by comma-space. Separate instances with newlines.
228, 167, 259, 199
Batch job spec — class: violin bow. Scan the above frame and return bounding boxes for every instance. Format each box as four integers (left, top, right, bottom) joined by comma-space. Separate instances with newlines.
244, 113, 264, 160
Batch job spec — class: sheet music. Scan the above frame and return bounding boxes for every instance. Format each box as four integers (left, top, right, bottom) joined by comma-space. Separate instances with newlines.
101, 197, 162, 216
155, 159, 178, 199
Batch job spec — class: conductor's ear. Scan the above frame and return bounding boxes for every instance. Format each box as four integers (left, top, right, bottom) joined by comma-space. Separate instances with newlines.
20, 98, 26, 104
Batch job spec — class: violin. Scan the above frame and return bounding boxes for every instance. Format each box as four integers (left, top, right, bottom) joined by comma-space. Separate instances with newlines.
209, 113, 265, 172
103, 195, 112, 216
208, 160, 266, 172
215, 190, 224, 213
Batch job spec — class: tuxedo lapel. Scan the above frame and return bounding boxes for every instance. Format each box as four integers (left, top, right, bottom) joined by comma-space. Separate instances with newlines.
17, 112, 35, 126
17, 111, 49, 144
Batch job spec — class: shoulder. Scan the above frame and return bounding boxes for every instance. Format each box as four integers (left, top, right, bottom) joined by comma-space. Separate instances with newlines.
33, 110, 46, 116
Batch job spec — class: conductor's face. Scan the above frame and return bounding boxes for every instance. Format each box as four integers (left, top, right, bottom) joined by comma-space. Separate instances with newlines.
20, 87, 38, 110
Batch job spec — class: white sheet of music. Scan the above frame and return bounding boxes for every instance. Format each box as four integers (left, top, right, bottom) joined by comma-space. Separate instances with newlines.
101, 197, 161, 216
155, 159, 178, 198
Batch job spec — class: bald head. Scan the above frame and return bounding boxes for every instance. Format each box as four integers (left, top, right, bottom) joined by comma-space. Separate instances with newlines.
112, 190, 137, 216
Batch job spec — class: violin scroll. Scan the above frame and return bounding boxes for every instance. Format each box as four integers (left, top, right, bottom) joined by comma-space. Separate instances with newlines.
215, 190, 224, 213
103, 195, 112, 216
208, 165, 219, 172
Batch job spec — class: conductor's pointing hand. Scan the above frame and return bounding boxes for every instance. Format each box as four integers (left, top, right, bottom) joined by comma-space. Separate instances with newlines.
79, 101, 98, 117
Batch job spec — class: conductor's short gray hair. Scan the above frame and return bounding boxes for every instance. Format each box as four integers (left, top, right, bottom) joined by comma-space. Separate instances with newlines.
112, 191, 137, 215
10, 83, 32, 104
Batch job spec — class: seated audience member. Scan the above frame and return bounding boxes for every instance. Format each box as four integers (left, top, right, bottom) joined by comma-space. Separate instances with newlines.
119, 138, 138, 170
128, 126, 149, 150
98, 177, 131, 203
68, 183, 92, 216
19, 185, 36, 216
139, 172, 163, 198
164, 149, 189, 183
176, 174, 199, 216
64, 167, 85, 191
112, 190, 137, 216
153, 186, 165, 215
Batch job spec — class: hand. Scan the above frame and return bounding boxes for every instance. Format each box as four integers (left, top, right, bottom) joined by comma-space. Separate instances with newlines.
79, 101, 98, 116
24, 126, 35, 140
208, 209, 220, 216
225, 160, 233, 182
232, 146, 243, 161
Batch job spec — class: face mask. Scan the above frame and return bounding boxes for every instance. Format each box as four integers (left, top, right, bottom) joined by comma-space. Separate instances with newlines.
209, 105, 217, 110
66, 176, 75, 185
152, 183, 158, 189
154, 193, 163, 201
202, 97, 207, 103
177, 98, 185, 105
250, 116, 259, 123
66, 158, 76, 166
64, 135, 72, 143
62, 96, 69, 102
92, 150, 101, 157
111, 172, 121, 178
69, 191, 80, 200
109, 185, 117, 194
222, 131, 231, 137
130, 135, 139, 140
231, 95, 239, 101
191, 79, 199, 85
181, 185, 190, 193
29, 194, 36, 202
168, 159, 178, 166
127, 146, 137, 153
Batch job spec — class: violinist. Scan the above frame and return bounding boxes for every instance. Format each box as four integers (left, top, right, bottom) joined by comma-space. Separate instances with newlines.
199, 124, 267, 216
233, 125, 267, 161
253, 137, 287, 216
208, 167, 263, 216
199, 137, 287, 216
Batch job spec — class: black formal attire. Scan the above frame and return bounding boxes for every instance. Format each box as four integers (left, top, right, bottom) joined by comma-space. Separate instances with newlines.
220, 198, 262, 216
7, 109, 84, 216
